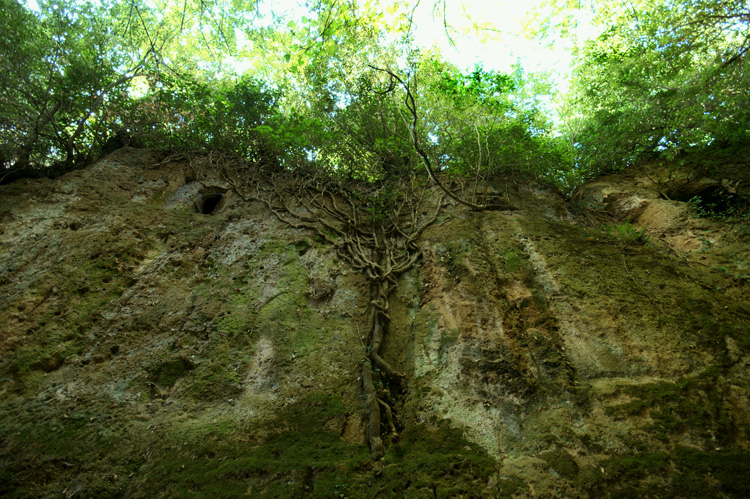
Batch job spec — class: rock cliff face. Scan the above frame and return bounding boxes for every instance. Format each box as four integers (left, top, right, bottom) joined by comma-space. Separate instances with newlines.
1, 149, 749, 497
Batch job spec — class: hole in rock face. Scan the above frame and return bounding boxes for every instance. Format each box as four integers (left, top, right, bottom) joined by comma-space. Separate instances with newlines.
670, 185, 723, 204
674, 185, 740, 215
197, 193, 224, 214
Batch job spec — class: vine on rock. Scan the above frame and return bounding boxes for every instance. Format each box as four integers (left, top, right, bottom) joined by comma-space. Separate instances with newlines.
193, 153, 444, 460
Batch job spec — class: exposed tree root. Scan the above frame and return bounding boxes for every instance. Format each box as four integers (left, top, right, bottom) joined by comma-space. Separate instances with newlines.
192, 153, 443, 460
362, 361, 385, 460
378, 398, 398, 436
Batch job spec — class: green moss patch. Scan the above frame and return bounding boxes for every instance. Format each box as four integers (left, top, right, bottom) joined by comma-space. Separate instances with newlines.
586, 448, 750, 497
148, 355, 195, 388
377, 421, 502, 497
671, 447, 750, 496
0, 395, 507, 499
0, 401, 145, 498
606, 368, 734, 445
540, 448, 580, 479
129, 394, 368, 498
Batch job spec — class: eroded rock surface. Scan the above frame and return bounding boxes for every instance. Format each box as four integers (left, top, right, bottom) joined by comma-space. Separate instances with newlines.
1, 149, 749, 497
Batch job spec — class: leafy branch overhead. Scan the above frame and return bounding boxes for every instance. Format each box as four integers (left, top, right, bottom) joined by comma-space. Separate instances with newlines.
0, 0, 568, 189
558, 0, 750, 175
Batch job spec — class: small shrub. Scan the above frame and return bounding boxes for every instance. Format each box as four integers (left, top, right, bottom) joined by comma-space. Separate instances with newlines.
601, 218, 650, 243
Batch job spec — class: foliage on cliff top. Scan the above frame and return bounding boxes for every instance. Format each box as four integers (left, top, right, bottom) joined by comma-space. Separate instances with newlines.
551, 0, 750, 178
1, 0, 749, 191
0, 0, 567, 189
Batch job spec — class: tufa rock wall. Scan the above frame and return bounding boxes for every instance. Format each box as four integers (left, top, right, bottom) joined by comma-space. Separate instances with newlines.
1, 148, 749, 497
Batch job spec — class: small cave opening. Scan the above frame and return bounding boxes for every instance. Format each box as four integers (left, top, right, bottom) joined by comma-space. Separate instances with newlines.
670, 184, 747, 217
196, 192, 225, 215
685, 186, 727, 209
669, 184, 723, 204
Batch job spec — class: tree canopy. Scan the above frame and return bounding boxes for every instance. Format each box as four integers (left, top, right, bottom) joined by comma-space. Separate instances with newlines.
0, 0, 748, 188
556, 0, 750, 177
